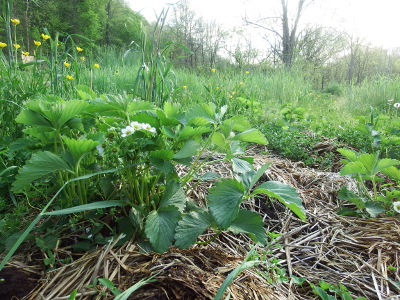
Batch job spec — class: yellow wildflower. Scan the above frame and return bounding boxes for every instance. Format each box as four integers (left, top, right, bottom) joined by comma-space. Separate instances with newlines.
0, 42, 7, 48
41, 33, 50, 40
22, 51, 29, 56
80, 56, 85, 61
183, 86, 187, 89
211, 69, 216, 72
76, 46, 83, 52
13, 44, 20, 49
34, 40, 41, 46
239, 82, 244, 85
232, 91, 236, 95
94, 63, 100, 68
245, 71, 249, 74
216, 87, 219, 90
64, 61, 71, 67
11, 19, 20, 25
66, 75, 74, 80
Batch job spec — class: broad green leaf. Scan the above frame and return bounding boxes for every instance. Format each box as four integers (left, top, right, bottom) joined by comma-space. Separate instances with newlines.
374, 158, 400, 174
149, 157, 174, 174
340, 161, 368, 176
44, 200, 128, 215
76, 84, 97, 100
156, 109, 180, 126
230, 129, 268, 145
232, 158, 252, 174
127, 100, 156, 114
178, 125, 212, 140
312, 287, 336, 300
337, 148, 358, 162
207, 179, 245, 229
252, 181, 306, 221
365, 201, 384, 217
337, 207, 360, 217
150, 149, 174, 160
63, 137, 99, 166
211, 132, 228, 149
223, 115, 252, 132
185, 103, 217, 123
229, 209, 268, 245
186, 117, 211, 127
145, 206, 181, 253
381, 166, 400, 181
338, 187, 366, 209
57, 100, 91, 129
175, 211, 214, 249
173, 139, 199, 159
15, 109, 52, 128
12, 151, 73, 192
158, 181, 187, 212
249, 163, 271, 190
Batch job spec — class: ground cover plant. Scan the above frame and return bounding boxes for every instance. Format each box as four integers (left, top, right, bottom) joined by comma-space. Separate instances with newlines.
1, 2, 400, 299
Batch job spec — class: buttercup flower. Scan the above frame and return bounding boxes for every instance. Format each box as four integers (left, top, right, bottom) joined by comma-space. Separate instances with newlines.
130, 121, 142, 131
121, 126, 135, 137
239, 82, 244, 85
11, 19, 20, 25
0, 42, 7, 48
64, 61, 71, 67
245, 71, 249, 74
94, 63, 100, 68
183, 86, 187, 89
211, 68, 216, 72
41, 33, 50, 40
394, 103, 400, 108
394, 201, 400, 213
22, 51, 29, 56
76, 46, 83, 52
34, 40, 41, 46
66, 75, 74, 80
13, 44, 20, 49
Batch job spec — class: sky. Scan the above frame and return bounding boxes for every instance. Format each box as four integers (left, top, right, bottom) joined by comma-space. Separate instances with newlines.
127, 0, 400, 49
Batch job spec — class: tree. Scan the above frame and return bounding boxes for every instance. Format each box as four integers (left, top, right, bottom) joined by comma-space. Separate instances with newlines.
245, 0, 315, 67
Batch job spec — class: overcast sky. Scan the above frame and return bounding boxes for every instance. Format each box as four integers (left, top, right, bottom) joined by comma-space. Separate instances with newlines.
127, 0, 400, 49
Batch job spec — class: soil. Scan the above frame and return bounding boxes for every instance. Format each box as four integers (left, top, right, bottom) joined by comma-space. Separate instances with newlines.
0, 266, 40, 300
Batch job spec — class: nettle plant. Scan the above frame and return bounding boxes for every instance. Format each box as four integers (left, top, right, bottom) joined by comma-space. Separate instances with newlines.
337, 148, 400, 218
8, 86, 306, 254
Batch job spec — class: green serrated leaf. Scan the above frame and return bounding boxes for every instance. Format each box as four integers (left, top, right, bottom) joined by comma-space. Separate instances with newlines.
230, 129, 268, 145
365, 201, 384, 217
63, 137, 99, 166
228, 210, 268, 244
175, 211, 214, 249
232, 158, 252, 174
145, 206, 181, 253
207, 179, 245, 229
173, 140, 199, 159
150, 149, 174, 160
252, 181, 306, 221
223, 115, 252, 132
178, 125, 212, 140
158, 181, 187, 212
337, 148, 358, 162
340, 161, 368, 176
12, 151, 73, 192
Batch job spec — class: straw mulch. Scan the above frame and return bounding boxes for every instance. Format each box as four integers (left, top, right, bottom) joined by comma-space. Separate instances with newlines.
5, 145, 400, 300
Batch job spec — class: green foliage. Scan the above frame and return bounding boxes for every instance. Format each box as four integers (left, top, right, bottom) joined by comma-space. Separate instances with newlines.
310, 280, 367, 300
337, 148, 400, 217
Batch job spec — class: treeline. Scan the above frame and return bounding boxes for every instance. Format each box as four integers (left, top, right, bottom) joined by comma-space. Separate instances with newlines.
1, 0, 147, 50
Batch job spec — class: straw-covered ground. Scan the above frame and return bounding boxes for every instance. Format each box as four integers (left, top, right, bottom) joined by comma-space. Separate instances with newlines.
1, 143, 400, 300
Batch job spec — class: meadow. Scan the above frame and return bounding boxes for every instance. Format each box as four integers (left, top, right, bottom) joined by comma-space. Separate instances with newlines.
1, 18, 400, 300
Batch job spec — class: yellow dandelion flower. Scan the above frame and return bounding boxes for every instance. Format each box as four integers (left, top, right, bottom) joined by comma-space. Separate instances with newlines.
76, 46, 83, 52
34, 40, 41, 46
245, 71, 249, 74
13, 44, 20, 49
94, 63, 100, 68
211, 69, 216, 72
41, 33, 50, 40
64, 61, 71, 67
11, 19, 20, 25
22, 51, 29, 56
0, 42, 7, 48
66, 75, 74, 80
